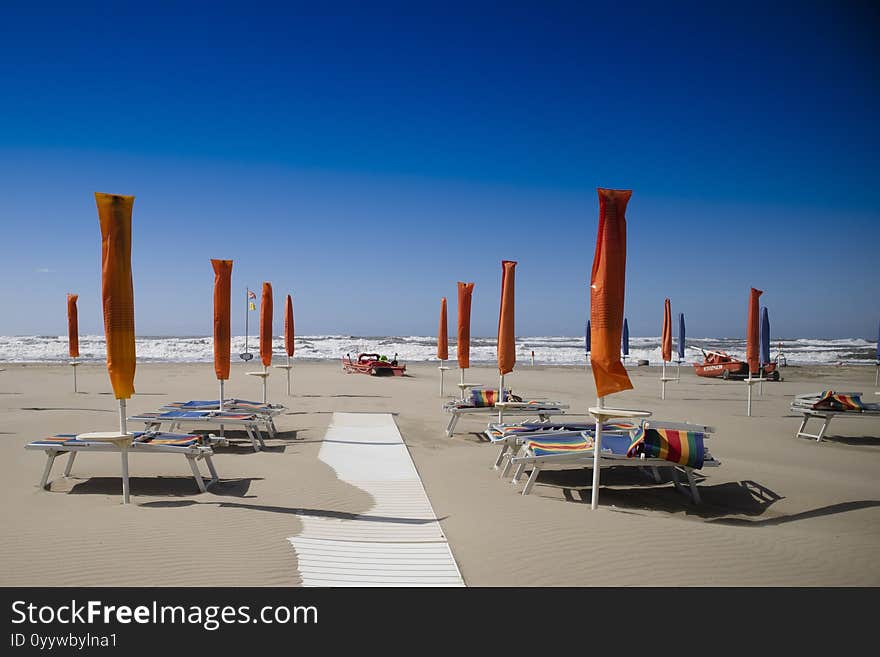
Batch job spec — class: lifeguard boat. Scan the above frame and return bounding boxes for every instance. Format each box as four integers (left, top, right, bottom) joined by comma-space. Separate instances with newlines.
342, 353, 406, 376
694, 349, 779, 380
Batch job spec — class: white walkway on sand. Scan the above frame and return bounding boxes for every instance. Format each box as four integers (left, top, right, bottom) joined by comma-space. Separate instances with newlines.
287, 412, 465, 586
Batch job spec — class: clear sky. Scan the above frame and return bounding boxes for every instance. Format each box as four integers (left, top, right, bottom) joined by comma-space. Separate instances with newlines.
1, 1, 877, 339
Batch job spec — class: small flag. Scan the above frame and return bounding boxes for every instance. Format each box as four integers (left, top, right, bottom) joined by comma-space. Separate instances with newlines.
248, 290, 256, 299
249, 302, 255, 311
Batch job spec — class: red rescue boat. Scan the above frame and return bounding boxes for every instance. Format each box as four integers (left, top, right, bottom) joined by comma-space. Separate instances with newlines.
342, 353, 406, 376
693, 349, 779, 380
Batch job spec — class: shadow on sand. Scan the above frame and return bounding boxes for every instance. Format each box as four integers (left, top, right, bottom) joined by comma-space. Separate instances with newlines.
65, 476, 261, 498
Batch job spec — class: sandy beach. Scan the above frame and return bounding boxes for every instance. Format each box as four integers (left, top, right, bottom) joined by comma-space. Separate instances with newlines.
1, 360, 878, 587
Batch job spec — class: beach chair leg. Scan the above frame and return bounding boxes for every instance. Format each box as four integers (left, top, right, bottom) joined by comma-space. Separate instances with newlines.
63, 451, 77, 477
219, 424, 225, 438
255, 426, 266, 449
245, 426, 259, 452
816, 416, 832, 443
795, 415, 810, 440
187, 455, 207, 493
511, 462, 526, 484
266, 418, 276, 437
446, 413, 459, 438
204, 455, 219, 486
492, 444, 508, 470
685, 468, 701, 504
522, 465, 541, 495
501, 456, 515, 479
39, 451, 59, 489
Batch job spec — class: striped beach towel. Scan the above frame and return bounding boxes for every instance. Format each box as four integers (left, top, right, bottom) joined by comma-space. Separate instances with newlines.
627, 426, 705, 469
468, 389, 519, 407
812, 391, 865, 411
525, 433, 594, 457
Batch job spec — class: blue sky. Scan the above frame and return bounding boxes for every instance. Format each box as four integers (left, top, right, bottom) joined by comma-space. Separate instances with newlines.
1, 1, 877, 339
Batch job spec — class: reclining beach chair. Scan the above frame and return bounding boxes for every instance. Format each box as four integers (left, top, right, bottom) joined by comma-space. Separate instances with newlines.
790, 391, 880, 442
443, 388, 569, 437
25, 431, 221, 493
507, 420, 719, 504
162, 398, 283, 436
128, 410, 266, 451
484, 420, 638, 474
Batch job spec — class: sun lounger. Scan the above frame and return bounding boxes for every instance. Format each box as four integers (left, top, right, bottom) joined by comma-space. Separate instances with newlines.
484, 420, 637, 474
129, 410, 266, 451
25, 431, 220, 493
790, 391, 880, 442
443, 388, 568, 437
507, 421, 718, 504
162, 399, 283, 435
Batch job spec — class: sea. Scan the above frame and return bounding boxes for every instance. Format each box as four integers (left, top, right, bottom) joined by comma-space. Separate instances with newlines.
0, 335, 876, 366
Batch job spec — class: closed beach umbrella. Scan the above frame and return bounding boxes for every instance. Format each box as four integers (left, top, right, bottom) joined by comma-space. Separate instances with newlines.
585, 319, 591, 354
677, 312, 686, 361
747, 287, 762, 375
457, 281, 474, 371
437, 297, 448, 361
96, 193, 136, 403
760, 307, 770, 366
67, 293, 80, 358
589, 189, 633, 398
589, 188, 635, 510
437, 296, 449, 396
260, 282, 273, 368
67, 292, 81, 392
281, 293, 295, 395
622, 318, 629, 357
745, 287, 763, 417
95, 191, 137, 503
497, 260, 517, 414
284, 294, 294, 358
211, 259, 232, 409
660, 298, 673, 399
661, 299, 672, 363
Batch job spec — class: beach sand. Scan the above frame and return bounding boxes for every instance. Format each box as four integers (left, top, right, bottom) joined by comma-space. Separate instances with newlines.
1, 360, 878, 586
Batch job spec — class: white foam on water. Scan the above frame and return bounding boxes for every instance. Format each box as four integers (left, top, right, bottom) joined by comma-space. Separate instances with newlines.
0, 334, 876, 366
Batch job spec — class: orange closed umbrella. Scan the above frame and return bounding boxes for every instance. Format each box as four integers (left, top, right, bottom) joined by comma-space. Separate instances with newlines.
284, 294, 294, 358
660, 297, 673, 399
457, 282, 474, 370
260, 282, 273, 368
437, 297, 448, 361
496, 260, 517, 419
211, 259, 232, 409
745, 287, 763, 416
437, 297, 449, 397
94, 191, 137, 504
280, 293, 294, 396
67, 293, 81, 392
96, 192, 136, 402
589, 188, 633, 398
747, 287, 762, 375
67, 293, 80, 358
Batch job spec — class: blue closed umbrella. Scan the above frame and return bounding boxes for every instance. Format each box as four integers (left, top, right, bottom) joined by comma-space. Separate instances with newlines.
876, 320, 879, 363
677, 313, 686, 361
622, 318, 629, 356
760, 307, 771, 366
585, 319, 591, 354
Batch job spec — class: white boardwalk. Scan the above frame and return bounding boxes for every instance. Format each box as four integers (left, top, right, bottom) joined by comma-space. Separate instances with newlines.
288, 412, 465, 586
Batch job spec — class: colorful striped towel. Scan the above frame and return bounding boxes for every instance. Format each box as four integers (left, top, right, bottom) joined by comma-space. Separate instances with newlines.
525, 433, 594, 457
468, 389, 519, 407
627, 426, 705, 469
812, 391, 865, 411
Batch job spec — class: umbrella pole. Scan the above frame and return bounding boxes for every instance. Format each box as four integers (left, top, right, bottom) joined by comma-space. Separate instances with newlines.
287, 356, 291, 396
875, 363, 878, 386
747, 371, 753, 417
759, 366, 764, 395
460, 369, 465, 400
262, 365, 268, 404
498, 373, 505, 424
71, 361, 78, 393
219, 380, 224, 412
439, 359, 445, 397
118, 399, 130, 505
661, 362, 666, 400
591, 396, 604, 510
